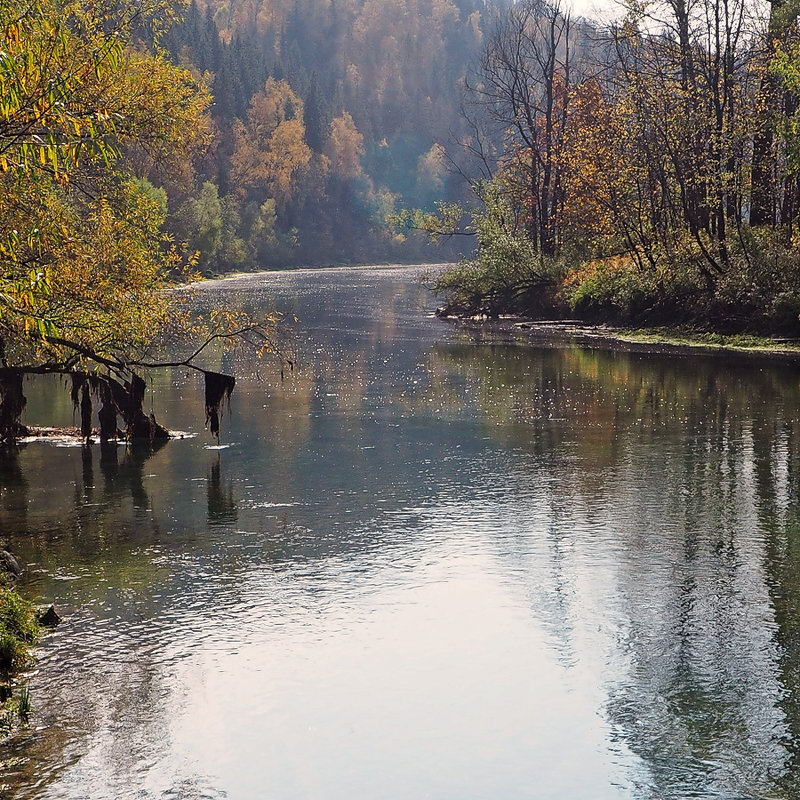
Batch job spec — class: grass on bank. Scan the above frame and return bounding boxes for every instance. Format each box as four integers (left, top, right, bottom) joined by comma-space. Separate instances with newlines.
0, 586, 39, 735
606, 327, 800, 356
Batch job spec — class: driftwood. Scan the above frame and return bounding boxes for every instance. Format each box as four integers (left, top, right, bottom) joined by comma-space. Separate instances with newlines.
0, 310, 293, 446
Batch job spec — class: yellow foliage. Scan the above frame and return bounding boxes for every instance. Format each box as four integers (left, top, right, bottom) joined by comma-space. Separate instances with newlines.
328, 112, 365, 179
561, 254, 639, 291
0, 0, 213, 371
230, 78, 313, 209
558, 79, 627, 238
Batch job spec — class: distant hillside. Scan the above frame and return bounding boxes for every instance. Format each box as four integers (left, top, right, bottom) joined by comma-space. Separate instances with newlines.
157, 0, 502, 269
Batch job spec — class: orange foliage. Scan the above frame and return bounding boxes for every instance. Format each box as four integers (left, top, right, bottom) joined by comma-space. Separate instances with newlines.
230, 78, 313, 209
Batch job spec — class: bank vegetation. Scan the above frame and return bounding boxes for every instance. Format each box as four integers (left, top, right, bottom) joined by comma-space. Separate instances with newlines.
414, 0, 800, 336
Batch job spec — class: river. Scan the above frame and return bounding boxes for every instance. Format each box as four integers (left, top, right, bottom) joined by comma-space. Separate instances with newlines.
2, 264, 800, 799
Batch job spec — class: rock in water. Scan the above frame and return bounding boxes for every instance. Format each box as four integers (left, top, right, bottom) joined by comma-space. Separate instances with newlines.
37, 605, 61, 628
0, 549, 21, 577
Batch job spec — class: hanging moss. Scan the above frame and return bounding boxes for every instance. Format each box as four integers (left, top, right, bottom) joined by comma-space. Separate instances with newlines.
107, 376, 133, 421
97, 381, 118, 441
129, 374, 146, 408
65, 373, 168, 443
4, 364, 241, 445
70, 372, 84, 411
80, 383, 92, 441
0, 371, 26, 445
203, 370, 235, 439
102, 374, 168, 441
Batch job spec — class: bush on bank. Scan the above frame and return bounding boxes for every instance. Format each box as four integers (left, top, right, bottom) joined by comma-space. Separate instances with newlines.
0, 589, 38, 676
435, 227, 800, 336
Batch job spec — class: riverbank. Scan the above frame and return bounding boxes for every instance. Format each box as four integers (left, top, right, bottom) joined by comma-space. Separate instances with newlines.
0, 584, 39, 737
193, 263, 800, 364
201, 264, 800, 364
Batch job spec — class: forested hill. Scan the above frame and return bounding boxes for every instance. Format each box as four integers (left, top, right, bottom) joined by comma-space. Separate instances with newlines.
160, 0, 497, 269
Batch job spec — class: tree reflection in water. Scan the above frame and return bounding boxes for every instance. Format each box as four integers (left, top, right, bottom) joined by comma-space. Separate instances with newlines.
207, 454, 237, 526
426, 339, 800, 797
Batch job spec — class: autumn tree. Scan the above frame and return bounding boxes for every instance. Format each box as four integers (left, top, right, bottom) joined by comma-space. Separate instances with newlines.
557, 79, 626, 246
328, 112, 365, 180
230, 77, 329, 234
548, 0, 800, 328
464, 0, 586, 257
605, 0, 763, 288
413, 0, 592, 317
0, 0, 286, 443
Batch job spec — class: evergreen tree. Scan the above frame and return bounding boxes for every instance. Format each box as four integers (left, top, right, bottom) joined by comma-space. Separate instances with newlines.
303, 75, 328, 152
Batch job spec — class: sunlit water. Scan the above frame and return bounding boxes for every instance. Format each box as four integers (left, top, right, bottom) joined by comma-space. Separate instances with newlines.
3, 265, 800, 799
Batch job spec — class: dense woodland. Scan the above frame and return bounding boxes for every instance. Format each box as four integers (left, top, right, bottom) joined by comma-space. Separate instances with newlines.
158, 0, 487, 268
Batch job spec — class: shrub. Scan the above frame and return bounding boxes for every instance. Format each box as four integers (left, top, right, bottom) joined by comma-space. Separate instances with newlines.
0, 589, 39, 676
711, 228, 800, 333
559, 254, 694, 322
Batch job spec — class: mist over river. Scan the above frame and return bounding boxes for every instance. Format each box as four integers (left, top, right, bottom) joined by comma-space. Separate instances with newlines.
3, 265, 800, 799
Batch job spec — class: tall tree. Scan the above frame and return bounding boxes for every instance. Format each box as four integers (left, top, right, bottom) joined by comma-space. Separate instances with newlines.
230, 77, 315, 210
603, 0, 763, 284
750, 0, 799, 226
464, 0, 583, 257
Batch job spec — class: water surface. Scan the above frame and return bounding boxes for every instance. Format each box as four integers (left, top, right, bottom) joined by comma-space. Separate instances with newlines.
3, 265, 800, 799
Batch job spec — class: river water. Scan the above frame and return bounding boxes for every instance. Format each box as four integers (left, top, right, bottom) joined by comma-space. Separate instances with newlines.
3, 265, 800, 799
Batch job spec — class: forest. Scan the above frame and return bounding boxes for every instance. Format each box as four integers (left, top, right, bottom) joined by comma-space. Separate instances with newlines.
159, 0, 486, 268
7, 0, 800, 782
